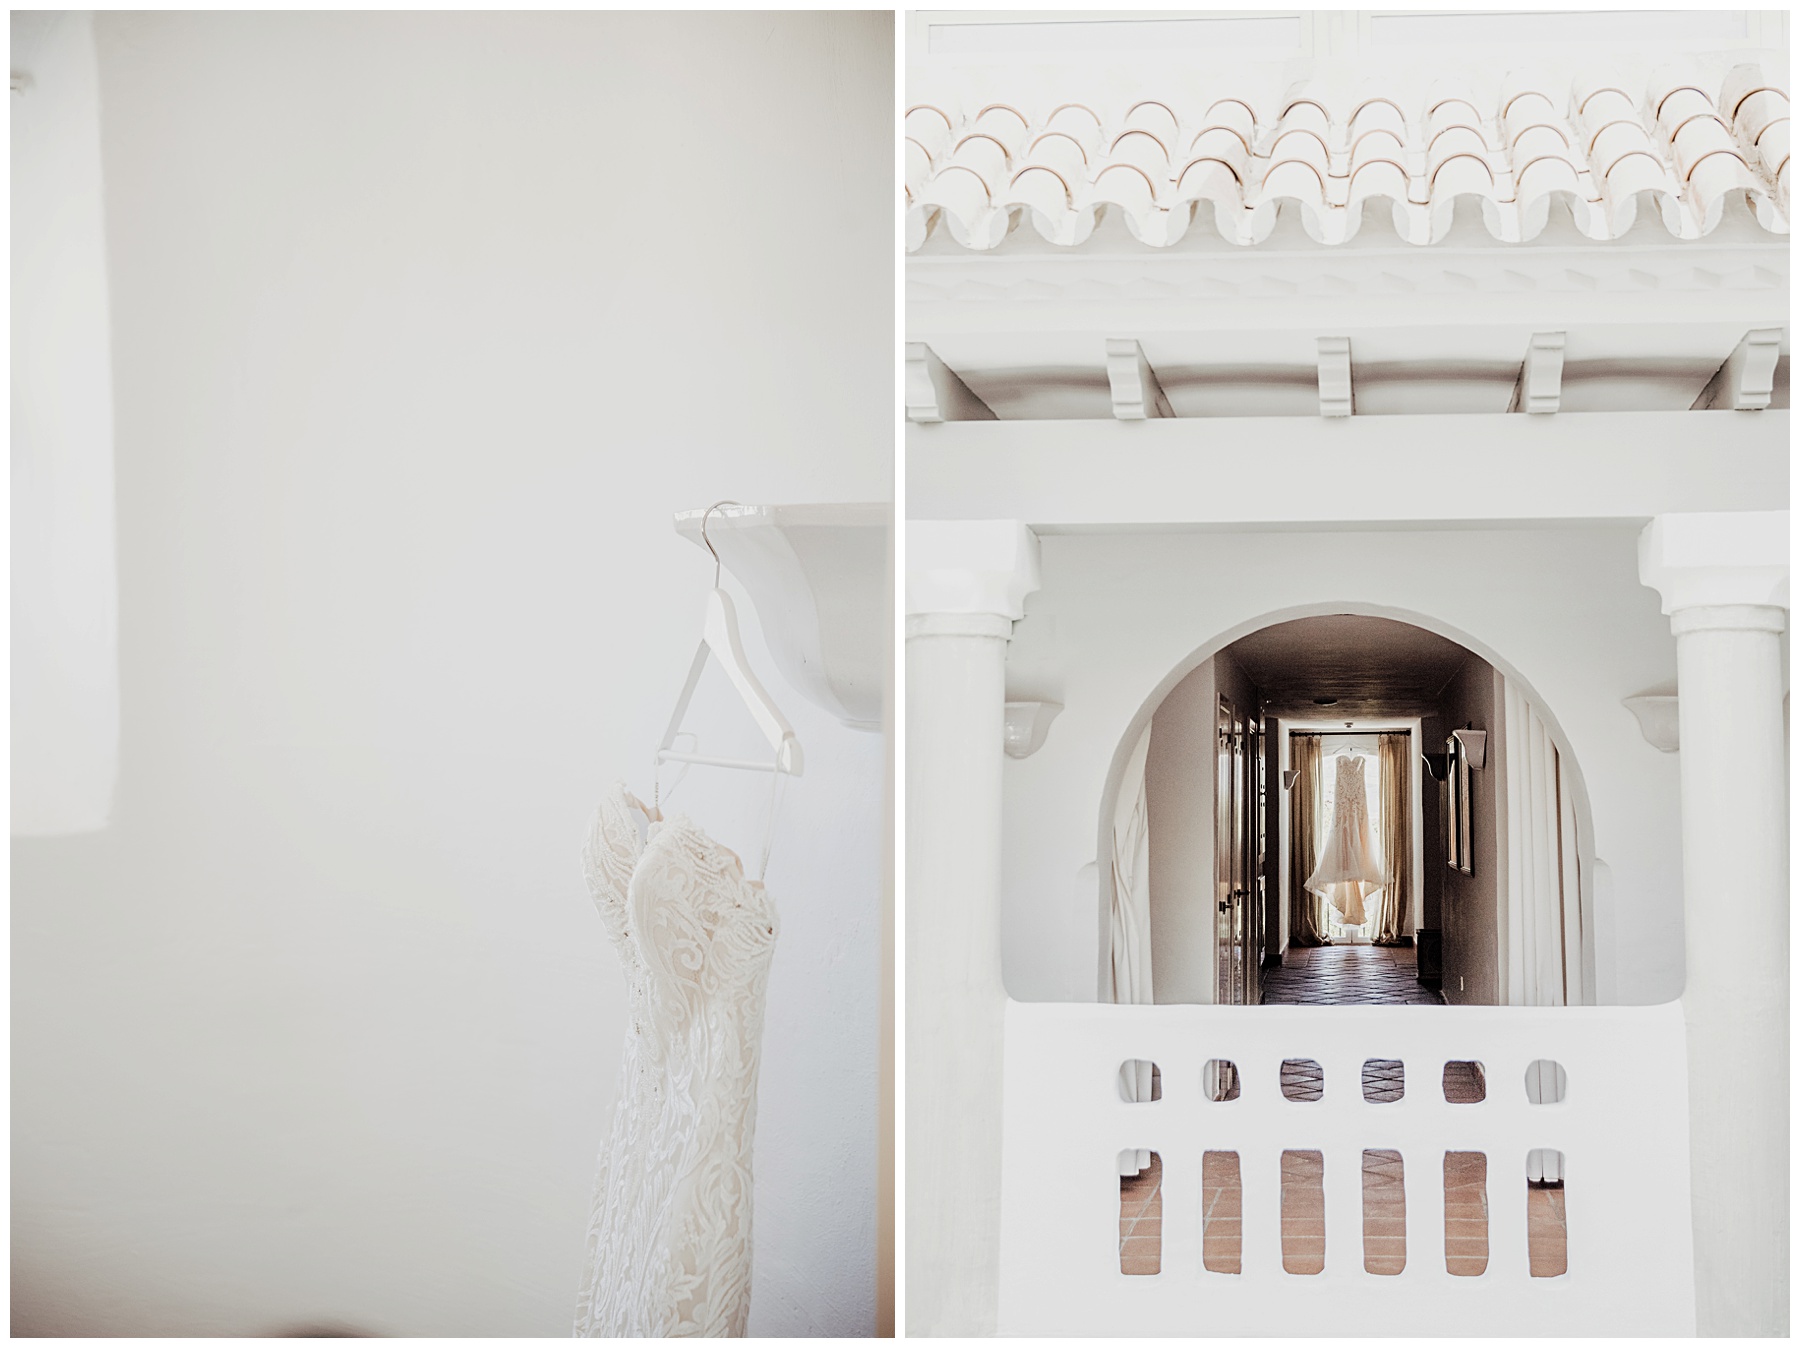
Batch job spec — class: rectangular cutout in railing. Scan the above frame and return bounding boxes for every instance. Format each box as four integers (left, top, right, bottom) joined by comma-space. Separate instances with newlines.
1443, 1059, 1487, 1103
1119, 1149, 1161, 1275
1527, 1148, 1568, 1278
1362, 1148, 1406, 1275
1444, 1150, 1490, 1276
1281, 1149, 1325, 1274
1202, 1150, 1242, 1274
1525, 1058, 1567, 1104
1280, 1058, 1324, 1101
1118, 1058, 1161, 1103
1203, 1058, 1240, 1102
1362, 1058, 1405, 1102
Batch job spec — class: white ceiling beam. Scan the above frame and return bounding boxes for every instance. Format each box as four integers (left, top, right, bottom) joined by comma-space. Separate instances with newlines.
908, 410, 1787, 527
905, 341, 996, 424
1690, 328, 1784, 410
1104, 339, 1174, 420
1508, 331, 1567, 414
1317, 337, 1353, 417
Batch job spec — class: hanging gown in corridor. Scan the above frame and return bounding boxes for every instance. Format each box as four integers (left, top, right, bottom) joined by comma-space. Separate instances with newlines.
1305, 754, 1387, 926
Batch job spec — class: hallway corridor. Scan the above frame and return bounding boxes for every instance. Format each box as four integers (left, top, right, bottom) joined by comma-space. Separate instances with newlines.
1261, 945, 1444, 1006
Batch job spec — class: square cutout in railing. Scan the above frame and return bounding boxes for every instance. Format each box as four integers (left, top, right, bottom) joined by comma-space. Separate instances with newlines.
1203, 1058, 1240, 1102
1118, 1059, 1162, 1103
1444, 1150, 1489, 1276
1280, 1058, 1324, 1101
1202, 1150, 1242, 1274
1362, 1058, 1405, 1102
1281, 1149, 1325, 1274
1527, 1148, 1568, 1278
1363, 1148, 1406, 1275
1524, 1058, 1567, 1104
1443, 1060, 1487, 1103
1119, 1149, 1162, 1275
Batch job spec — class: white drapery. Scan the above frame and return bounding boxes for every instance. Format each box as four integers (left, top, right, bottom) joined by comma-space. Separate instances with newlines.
1110, 723, 1154, 1175
13, 11, 120, 835
1502, 680, 1592, 1008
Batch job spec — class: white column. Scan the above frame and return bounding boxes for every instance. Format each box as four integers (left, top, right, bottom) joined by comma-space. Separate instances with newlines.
1639, 511, 1789, 1337
905, 520, 1040, 1337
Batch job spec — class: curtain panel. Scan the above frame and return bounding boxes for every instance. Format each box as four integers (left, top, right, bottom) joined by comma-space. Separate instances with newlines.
1371, 732, 1413, 945
1110, 723, 1155, 1174
1286, 734, 1328, 946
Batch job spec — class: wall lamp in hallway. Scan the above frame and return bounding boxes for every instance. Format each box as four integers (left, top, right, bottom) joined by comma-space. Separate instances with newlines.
1452, 727, 1488, 769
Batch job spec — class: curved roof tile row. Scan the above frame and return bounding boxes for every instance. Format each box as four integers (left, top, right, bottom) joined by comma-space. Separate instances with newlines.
905, 67, 1789, 250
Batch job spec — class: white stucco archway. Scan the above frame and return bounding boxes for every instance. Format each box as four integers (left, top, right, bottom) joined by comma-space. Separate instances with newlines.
1092, 599, 1599, 1004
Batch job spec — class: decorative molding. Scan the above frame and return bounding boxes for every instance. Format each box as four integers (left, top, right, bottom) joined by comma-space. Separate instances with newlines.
1317, 336, 1353, 417
1003, 701, 1064, 758
1623, 694, 1680, 752
906, 251, 1787, 307
1638, 511, 1791, 614
907, 519, 1042, 622
1510, 331, 1566, 414
1690, 326, 1784, 409
907, 341, 997, 423
1104, 338, 1173, 420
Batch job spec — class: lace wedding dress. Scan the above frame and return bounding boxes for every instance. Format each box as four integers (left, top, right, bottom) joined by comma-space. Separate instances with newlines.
1305, 754, 1387, 926
574, 783, 779, 1338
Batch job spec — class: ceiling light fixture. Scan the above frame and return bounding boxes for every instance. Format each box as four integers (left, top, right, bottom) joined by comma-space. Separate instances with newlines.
1313, 696, 1338, 705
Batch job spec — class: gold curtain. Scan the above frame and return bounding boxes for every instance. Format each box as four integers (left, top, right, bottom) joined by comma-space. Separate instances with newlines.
1371, 732, 1413, 946
1287, 734, 1329, 946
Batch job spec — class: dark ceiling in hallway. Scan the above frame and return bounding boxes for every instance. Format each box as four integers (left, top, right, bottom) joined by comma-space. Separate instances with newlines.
1225, 615, 1473, 718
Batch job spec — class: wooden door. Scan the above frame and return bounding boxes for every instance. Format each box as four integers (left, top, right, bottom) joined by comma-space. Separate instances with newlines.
1217, 696, 1250, 1006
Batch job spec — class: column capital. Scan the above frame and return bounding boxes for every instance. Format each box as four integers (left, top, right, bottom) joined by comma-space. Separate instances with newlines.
1638, 511, 1789, 616
907, 520, 1041, 623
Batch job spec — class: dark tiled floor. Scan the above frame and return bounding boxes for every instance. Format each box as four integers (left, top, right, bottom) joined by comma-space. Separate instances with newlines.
1261, 943, 1444, 1006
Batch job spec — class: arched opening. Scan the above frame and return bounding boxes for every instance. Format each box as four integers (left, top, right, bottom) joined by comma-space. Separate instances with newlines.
1099, 603, 1599, 1011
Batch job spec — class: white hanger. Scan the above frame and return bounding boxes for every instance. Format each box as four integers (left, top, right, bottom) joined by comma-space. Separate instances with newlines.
656, 502, 803, 779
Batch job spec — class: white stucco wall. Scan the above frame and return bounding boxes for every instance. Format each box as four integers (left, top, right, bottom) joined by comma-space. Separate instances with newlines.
11, 11, 891, 1338
998, 524, 1684, 1008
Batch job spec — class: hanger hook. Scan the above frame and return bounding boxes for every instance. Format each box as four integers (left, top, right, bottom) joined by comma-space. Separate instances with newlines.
700, 500, 741, 589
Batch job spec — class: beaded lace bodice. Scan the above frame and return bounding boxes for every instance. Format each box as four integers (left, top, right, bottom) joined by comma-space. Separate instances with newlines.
573, 783, 779, 1338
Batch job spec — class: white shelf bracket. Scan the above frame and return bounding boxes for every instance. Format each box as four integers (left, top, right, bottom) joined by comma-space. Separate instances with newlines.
1509, 331, 1566, 414
1104, 338, 1174, 420
1691, 327, 1783, 411
1317, 336, 1353, 418
906, 341, 997, 423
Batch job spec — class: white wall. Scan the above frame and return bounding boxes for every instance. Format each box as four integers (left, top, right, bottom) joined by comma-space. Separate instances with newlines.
11, 12, 891, 1338
998, 525, 1684, 1008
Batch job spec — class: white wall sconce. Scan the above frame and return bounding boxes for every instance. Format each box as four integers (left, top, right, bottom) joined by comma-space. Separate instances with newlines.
1281, 768, 1303, 790
1003, 701, 1062, 759
1452, 728, 1488, 769
1623, 694, 1680, 752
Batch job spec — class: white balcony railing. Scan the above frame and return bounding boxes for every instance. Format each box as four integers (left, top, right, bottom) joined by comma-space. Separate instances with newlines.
998, 999, 1695, 1336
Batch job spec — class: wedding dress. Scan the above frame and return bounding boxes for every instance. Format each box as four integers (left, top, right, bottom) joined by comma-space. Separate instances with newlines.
1305, 754, 1386, 927
574, 783, 778, 1338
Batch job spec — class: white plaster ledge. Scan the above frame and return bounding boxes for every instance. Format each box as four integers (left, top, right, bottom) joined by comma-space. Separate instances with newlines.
1003, 701, 1062, 759
1623, 695, 1681, 752
675, 502, 888, 730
